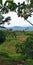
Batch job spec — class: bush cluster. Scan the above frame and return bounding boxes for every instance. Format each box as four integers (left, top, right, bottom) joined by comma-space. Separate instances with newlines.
0, 30, 6, 44
16, 37, 33, 59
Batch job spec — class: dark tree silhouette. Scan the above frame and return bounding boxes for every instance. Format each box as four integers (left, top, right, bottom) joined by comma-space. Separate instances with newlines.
0, 30, 6, 44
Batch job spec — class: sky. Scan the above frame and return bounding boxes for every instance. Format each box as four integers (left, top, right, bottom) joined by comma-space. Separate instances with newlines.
3, 0, 33, 27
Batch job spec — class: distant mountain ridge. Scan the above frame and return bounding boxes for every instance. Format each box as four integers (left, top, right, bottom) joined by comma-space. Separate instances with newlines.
0, 26, 33, 31
7, 26, 33, 31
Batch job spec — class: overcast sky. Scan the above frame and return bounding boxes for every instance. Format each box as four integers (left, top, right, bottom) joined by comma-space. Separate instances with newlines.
3, 0, 33, 27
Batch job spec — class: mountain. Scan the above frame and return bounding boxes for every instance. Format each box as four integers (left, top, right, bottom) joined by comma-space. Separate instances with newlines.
7, 26, 33, 31
0, 26, 33, 31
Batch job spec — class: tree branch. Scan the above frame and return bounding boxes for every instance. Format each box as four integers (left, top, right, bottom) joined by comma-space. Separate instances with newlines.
0, 26, 6, 29
25, 19, 33, 26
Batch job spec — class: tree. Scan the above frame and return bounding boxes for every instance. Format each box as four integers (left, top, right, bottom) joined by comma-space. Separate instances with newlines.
16, 37, 33, 59
0, 0, 33, 28
22, 37, 33, 59
0, 0, 11, 28
0, 30, 6, 44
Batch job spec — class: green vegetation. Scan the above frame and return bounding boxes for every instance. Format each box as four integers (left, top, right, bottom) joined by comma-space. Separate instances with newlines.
0, 30, 6, 44
0, 30, 33, 65
16, 37, 33, 59
0, 0, 33, 64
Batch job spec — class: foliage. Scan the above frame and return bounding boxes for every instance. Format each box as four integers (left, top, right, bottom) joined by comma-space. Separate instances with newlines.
0, 30, 6, 44
0, 31, 33, 65
30, 0, 33, 4
16, 37, 33, 59
23, 37, 33, 59
0, 0, 2, 4
0, 51, 10, 58
0, 0, 33, 27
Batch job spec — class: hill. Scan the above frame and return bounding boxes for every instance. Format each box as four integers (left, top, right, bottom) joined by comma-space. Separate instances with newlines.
0, 30, 33, 65
6, 26, 33, 31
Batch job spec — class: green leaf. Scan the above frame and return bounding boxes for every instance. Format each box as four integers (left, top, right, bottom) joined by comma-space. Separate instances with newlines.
7, 0, 13, 2
0, 0, 2, 4
30, 0, 33, 4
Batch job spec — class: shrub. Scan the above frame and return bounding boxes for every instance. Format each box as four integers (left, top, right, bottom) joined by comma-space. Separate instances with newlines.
0, 30, 6, 44
24, 37, 33, 59
0, 52, 9, 58
16, 37, 33, 59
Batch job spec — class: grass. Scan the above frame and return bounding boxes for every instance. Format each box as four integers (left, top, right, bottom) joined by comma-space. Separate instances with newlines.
0, 30, 33, 65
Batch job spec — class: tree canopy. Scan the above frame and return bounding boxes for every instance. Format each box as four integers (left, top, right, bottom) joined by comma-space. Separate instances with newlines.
0, 0, 33, 28
16, 37, 33, 59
